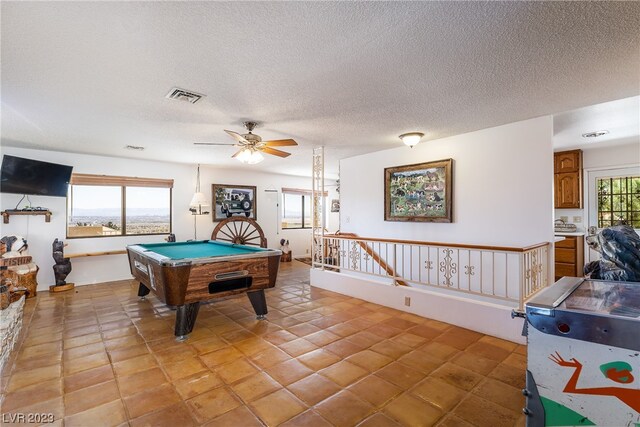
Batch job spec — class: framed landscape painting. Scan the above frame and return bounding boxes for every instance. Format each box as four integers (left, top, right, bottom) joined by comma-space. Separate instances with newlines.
212, 184, 257, 221
384, 159, 453, 222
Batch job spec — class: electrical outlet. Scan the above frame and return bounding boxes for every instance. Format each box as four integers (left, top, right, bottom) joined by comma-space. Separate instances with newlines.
345, 216, 350, 223
404, 296, 411, 306
573, 216, 582, 223
560, 216, 568, 222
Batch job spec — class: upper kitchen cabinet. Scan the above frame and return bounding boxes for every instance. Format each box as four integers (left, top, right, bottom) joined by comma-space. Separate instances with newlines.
554, 149, 583, 209
554, 150, 582, 173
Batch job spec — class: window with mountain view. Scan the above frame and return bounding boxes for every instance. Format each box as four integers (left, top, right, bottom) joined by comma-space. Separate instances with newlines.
67, 174, 173, 238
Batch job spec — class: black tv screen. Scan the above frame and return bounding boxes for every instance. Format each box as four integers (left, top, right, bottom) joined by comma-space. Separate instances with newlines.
0, 155, 74, 197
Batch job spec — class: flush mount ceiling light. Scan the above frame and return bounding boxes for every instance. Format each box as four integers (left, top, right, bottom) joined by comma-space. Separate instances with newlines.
399, 132, 425, 148
581, 130, 609, 138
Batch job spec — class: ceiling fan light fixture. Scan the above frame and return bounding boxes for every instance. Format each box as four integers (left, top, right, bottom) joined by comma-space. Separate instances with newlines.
399, 132, 424, 147
247, 150, 264, 164
235, 148, 264, 164
236, 148, 252, 163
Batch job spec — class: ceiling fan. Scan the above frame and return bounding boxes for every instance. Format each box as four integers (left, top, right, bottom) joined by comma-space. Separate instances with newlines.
194, 121, 298, 164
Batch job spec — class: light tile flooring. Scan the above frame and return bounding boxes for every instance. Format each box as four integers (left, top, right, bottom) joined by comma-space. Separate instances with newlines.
1, 261, 526, 426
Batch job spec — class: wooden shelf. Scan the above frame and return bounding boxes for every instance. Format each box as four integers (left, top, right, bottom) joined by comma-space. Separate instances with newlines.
2, 210, 51, 224
66, 250, 127, 258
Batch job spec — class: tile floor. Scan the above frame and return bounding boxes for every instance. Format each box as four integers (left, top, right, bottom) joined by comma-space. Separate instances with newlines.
1, 261, 527, 426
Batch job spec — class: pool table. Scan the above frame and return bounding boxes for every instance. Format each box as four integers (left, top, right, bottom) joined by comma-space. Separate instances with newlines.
126, 240, 281, 340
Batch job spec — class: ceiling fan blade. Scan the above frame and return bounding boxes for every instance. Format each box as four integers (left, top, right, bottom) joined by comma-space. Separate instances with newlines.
263, 138, 298, 147
194, 142, 236, 146
262, 147, 291, 158
231, 149, 243, 158
225, 130, 248, 143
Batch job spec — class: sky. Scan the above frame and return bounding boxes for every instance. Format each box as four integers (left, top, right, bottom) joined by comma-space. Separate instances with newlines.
70, 186, 170, 210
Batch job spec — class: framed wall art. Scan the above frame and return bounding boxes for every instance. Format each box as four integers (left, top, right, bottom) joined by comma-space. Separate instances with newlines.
384, 159, 453, 222
212, 184, 257, 221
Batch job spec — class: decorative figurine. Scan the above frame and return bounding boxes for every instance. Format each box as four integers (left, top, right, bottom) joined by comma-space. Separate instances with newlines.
584, 224, 640, 282
279, 239, 291, 262
0, 235, 28, 255
52, 238, 72, 286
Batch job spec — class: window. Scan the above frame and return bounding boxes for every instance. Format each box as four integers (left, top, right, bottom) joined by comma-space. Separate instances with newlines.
281, 188, 326, 229
596, 175, 640, 228
67, 174, 173, 238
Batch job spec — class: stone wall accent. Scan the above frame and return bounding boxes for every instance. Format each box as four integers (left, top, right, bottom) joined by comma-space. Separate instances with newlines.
0, 295, 25, 374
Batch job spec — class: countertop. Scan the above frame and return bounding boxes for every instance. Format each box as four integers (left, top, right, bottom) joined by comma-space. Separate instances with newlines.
554, 236, 566, 242
554, 231, 586, 236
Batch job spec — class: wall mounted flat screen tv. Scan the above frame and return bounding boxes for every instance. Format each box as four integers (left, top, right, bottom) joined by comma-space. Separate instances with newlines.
0, 155, 74, 197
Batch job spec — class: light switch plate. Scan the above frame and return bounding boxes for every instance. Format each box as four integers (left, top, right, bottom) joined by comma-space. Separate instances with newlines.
573, 216, 582, 223
560, 216, 568, 222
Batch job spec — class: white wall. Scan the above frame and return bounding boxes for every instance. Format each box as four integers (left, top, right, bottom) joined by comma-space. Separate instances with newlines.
311, 269, 525, 343
339, 116, 555, 247
582, 142, 640, 170
312, 117, 552, 341
0, 147, 322, 289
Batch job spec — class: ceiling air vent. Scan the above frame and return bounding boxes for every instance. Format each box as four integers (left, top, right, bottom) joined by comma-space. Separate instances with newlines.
582, 130, 609, 139
165, 87, 205, 104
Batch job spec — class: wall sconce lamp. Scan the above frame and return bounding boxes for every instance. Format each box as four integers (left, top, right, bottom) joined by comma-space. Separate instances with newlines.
189, 164, 210, 239
399, 132, 424, 148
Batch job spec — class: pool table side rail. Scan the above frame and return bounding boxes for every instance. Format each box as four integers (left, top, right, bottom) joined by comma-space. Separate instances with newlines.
127, 244, 282, 267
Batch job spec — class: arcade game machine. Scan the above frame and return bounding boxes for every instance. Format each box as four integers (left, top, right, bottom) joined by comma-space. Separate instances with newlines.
523, 277, 640, 426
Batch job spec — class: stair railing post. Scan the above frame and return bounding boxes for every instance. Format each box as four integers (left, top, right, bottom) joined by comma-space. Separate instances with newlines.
393, 243, 398, 286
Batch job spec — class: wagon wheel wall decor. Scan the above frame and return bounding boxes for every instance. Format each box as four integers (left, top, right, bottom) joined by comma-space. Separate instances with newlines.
211, 217, 267, 248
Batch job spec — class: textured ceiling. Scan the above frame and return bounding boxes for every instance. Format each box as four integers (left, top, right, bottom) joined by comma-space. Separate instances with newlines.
2, 1, 639, 177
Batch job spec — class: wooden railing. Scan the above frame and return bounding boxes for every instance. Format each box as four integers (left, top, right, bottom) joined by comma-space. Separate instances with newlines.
314, 234, 550, 310
332, 233, 408, 286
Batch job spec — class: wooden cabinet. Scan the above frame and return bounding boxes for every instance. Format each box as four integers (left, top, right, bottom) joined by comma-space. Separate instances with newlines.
554, 236, 584, 281
554, 173, 581, 208
554, 150, 581, 173
554, 150, 582, 209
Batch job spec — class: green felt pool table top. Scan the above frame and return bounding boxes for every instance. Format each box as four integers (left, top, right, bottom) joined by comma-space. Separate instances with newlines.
136, 240, 271, 260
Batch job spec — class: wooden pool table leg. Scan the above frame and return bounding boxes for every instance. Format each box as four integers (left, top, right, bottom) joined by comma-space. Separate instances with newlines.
247, 290, 268, 320
137, 283, 150, 300
175, 302, 200, 341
